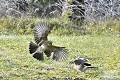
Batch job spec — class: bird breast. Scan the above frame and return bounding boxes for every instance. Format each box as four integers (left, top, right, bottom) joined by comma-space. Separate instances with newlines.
74, 64, 81, 70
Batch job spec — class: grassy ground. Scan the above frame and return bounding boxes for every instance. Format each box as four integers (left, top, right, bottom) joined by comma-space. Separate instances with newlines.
0, 34, 120, 80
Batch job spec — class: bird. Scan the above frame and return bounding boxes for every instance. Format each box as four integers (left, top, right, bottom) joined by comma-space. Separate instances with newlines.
29, 22, 69, 61
71, 56, 98, 72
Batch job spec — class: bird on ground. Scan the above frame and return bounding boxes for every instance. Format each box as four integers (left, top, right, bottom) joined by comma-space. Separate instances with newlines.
71, 56, 98, 72
29, 22, 69, 61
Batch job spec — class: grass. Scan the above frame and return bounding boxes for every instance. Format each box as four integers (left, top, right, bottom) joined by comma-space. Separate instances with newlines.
0, 34, 119, 80
0, 18, 120, 36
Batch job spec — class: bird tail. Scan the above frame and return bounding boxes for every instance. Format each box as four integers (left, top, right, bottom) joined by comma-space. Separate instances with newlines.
29, 41, 39, 54
81, 66, 98, 72
33, 52, 44, 60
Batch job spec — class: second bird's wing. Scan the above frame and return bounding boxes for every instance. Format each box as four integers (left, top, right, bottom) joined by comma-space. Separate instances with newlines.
53, 48, 69, 61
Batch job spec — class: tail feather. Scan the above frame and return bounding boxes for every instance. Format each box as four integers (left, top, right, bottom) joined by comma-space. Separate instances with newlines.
33, 52, 44, 60
29, 41, 39, 54
80, 66, 98, 72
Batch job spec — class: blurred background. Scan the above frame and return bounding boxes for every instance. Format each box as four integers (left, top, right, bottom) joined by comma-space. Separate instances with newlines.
0, 0, 119, 35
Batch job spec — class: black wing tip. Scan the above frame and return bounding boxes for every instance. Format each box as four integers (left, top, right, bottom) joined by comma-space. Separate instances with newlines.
88, 66, 98, 68
29, 41, 39, 54
84, 63, 91, 66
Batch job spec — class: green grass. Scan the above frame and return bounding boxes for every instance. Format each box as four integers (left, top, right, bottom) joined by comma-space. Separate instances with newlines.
0, 34, 119, 80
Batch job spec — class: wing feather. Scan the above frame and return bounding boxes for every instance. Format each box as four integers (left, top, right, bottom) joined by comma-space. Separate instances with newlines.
53, 48, 69, 61
34, 22, 51, 45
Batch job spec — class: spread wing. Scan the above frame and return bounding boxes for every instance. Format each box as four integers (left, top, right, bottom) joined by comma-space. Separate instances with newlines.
53, 48, 69, 61
34, 22, 51, 45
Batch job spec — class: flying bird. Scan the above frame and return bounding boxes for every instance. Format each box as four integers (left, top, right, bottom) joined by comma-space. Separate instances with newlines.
71, 56, 98, 72
29, 22, 69, 61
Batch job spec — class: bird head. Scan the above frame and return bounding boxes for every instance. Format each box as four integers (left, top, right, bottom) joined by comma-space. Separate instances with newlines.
74, 59, 82, 65
73, 56, 88, 65
76, 56, 88, 62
